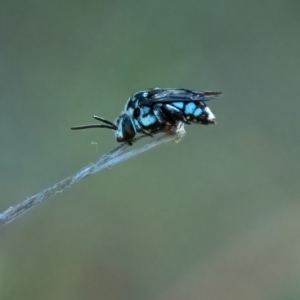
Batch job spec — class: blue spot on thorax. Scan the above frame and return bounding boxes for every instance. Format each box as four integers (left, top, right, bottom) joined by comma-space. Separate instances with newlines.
139, 114, 157, 127
141, 106, 150, 114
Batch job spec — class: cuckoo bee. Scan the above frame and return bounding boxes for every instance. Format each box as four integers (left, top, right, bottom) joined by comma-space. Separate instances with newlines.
71, 88, 221, 145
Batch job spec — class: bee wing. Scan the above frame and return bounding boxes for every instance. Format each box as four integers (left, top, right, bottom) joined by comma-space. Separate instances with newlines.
141, 89, 221, 106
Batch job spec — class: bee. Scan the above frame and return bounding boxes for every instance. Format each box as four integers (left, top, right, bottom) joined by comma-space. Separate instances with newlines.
71, 88, 221, 145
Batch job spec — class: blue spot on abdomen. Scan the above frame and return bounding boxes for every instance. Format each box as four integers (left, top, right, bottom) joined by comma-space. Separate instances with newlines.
172, 102, 184, 109
184, 102, 196, 115
193, 107, 202, 116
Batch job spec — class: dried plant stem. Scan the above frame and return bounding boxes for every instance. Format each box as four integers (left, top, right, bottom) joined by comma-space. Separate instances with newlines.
0, 131, 182, 226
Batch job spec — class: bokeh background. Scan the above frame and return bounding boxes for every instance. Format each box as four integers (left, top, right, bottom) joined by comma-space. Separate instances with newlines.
1, 0, 300, 299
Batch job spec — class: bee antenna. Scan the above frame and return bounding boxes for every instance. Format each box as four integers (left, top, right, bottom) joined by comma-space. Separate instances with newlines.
71, 115, 117, 131
71, 125, 116, 130
93, 116, 117, 129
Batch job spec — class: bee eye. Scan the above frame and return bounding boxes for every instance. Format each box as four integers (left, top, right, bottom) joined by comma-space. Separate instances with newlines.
133, 108, 140, 118
122, 117, 135, 140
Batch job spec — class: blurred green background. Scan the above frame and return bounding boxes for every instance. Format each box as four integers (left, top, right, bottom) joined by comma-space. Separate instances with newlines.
1, 0, 300, 299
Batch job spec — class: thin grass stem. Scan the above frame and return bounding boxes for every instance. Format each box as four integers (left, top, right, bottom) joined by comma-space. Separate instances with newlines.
0, 132, 182, 226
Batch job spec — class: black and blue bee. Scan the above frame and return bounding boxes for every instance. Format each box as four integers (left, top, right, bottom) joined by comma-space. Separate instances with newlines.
71, 88, 221, 145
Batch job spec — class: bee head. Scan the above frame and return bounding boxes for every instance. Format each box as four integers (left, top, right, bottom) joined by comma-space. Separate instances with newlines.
71, 115, 137, 145
115, 115, 136, 143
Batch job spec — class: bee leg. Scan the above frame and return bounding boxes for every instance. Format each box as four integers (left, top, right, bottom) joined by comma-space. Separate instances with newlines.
161, 104, 191, 125
140, 129, 154, 138
165, 121, 186, 143
153, 105, 166, 124
131, 118, 152, 138
136, 124, 153, 137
